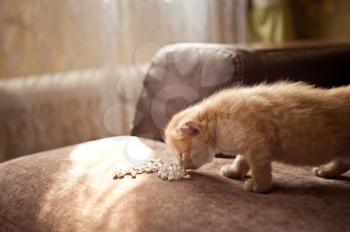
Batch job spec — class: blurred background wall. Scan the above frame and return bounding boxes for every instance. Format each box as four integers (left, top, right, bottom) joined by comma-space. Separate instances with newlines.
1, 0, 350, 79
291, 0, 350, 40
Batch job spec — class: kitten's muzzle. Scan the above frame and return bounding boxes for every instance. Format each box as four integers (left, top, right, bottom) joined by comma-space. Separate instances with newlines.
177, 153, 199, 170
183, 160, 199, 170
177, 157, 198, 169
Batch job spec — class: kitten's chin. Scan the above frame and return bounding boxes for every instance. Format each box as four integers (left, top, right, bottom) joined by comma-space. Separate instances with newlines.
189, 156, 214, 170
183, 161, 199, 170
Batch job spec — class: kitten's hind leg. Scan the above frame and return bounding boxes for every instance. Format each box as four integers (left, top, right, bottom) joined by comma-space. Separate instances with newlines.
313, 159, 350, 179
220, 155, 249, 179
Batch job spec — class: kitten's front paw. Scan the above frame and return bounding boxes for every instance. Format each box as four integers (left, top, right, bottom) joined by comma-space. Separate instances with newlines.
312, 167, 338, 179
220, 165, 244, 179
244, 179, 271, 193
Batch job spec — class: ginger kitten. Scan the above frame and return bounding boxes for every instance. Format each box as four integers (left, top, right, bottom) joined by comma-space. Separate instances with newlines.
164, 82, 350, 193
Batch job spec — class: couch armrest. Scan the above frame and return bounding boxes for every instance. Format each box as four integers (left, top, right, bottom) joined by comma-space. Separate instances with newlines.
0, 67, 146, 161
132, 42, 350, 141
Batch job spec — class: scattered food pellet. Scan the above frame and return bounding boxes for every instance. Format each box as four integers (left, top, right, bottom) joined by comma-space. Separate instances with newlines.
113, 159, 191, 181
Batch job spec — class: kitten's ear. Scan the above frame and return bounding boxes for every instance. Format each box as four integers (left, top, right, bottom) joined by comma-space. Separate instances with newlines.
179, 121, 200, 137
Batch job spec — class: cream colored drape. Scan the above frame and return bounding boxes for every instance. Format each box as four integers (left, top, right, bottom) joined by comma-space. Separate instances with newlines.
0, 0, 247, 78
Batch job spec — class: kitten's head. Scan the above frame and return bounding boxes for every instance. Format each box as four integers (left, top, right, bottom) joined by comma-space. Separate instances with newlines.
164, 108, 215, 170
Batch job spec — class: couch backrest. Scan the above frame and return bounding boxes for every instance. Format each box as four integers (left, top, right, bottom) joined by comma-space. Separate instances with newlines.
132, 42, 350, 141
0, 67, 145, 161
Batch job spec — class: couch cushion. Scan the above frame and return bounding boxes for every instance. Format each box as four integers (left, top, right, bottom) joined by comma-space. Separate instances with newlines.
131, 44, 246, 141
0, 136, 349, 231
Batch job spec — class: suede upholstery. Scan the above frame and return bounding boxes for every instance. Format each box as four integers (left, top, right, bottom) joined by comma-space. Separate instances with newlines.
0, 137, 349, 232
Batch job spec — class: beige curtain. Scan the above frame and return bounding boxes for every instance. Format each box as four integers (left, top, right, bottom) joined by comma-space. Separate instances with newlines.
0, 0, 248, 78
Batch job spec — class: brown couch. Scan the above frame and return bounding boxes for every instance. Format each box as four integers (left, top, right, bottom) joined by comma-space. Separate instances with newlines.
1, 42, 350, 232
132, 41, 350, 141
0, 67, 146, 162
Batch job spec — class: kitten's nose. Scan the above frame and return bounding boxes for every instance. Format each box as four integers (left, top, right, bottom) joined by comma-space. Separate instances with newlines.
178, 158, 184, 168
177, 153, 185, 168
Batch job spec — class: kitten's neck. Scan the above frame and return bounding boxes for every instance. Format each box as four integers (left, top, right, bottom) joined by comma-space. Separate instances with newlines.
198, 105, 218, 149
207, 116, 217, 148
